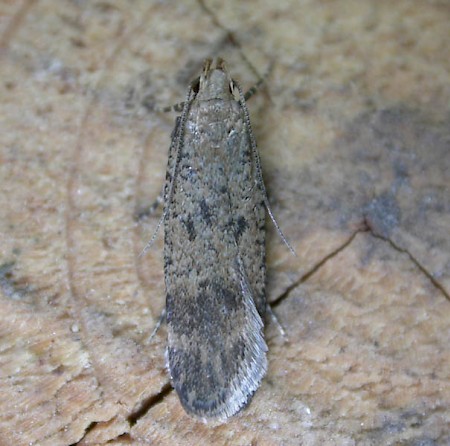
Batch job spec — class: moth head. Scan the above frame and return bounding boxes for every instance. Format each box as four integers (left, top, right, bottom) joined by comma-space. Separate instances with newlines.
194, 58, 236, 101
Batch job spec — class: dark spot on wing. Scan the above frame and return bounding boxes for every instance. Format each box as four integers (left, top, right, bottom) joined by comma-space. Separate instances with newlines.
234, 215, 248, 241
212, 281, 238, 313
182, 214, 196, 241
200, 198, 212, 225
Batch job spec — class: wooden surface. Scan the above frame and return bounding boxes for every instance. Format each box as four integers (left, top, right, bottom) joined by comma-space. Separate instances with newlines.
0, 1, 449, 445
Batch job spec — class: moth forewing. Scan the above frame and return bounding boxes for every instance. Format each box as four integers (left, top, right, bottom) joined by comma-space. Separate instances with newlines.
163, 58, 268, 421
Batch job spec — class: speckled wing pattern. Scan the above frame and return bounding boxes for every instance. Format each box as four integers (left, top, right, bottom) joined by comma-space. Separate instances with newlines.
163, 59, 267, 421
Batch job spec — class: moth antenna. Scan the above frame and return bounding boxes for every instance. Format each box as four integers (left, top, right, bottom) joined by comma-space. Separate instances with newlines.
235, 82, 297, 257
140, 87, 195, 257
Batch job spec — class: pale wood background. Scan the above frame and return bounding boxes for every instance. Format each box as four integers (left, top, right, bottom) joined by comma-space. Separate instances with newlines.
0, 1, 449, 445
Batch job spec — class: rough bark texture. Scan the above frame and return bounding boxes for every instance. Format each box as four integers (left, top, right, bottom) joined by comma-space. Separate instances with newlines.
0, 1, 449, 445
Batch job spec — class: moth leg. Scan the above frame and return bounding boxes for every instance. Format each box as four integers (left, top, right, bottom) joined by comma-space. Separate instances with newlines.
134, 193, 164, 222
243, 77, 265, 101
138, 114, 181, 255
235, 82, 297, 257
143, 99, 186, 113
148, 308, 166, 343
143, 75, 199, 113
243, 61, 274, 101
266, 304, 288, 342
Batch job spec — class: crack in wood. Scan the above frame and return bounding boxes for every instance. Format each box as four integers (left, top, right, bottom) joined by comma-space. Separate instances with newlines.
69, 421, 98, 446
368, 232, 450, 302
272, 221, 450, 308
67, 381, 174, 446
127, 382, 173, 426
271, 229, 365, 307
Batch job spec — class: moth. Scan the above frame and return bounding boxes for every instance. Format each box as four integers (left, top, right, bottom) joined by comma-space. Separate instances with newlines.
157, 58, 292, 422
